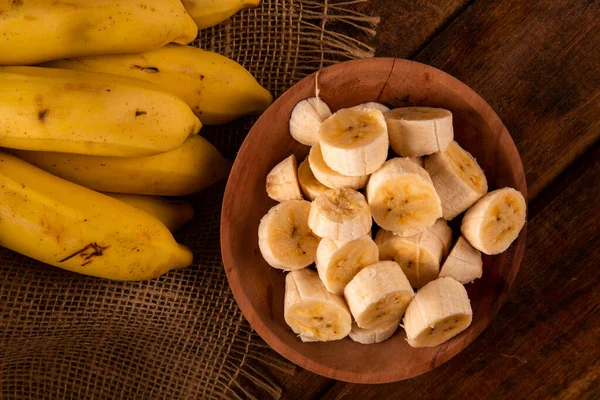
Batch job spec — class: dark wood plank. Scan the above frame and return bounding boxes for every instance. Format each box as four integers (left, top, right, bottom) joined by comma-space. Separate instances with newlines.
320, 142, 600, 399
399, 0, 600, 200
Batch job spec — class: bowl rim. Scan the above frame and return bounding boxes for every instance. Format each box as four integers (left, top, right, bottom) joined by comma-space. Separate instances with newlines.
220, 57, 527, 383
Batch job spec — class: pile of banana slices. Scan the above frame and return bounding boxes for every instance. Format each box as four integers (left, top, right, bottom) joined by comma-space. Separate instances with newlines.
258, 99, 526, 347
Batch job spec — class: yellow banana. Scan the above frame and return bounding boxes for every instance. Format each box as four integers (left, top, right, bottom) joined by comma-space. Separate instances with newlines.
0, 151, 193, 281
106, 194, 195, 232
182, 0, 261, 30
44, 44, 272, 125
0, 66, 201, 156
0, 0, 197, 65
13, 136, 231, 196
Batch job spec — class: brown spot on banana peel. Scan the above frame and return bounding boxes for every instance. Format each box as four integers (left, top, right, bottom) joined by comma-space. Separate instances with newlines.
131, 65, 160, 73
135, 110, 147, 117
38, 109, 49, 122
59, 242, 109, 264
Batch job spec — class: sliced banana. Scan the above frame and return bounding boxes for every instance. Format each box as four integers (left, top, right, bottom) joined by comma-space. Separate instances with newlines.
289, 97, 332, 146
315, 234, 379, 295
308, 144, 369, 190
439, 236, 483, 284
319, 106, 389, 176
385, 107, 454, 157
461, 187, 526, 255
403, 277, 472, 348
344, 261, 414, 329
266, 155, 303, 202
375, 219, 448, 289
284, 269, 352, 341
424, 141, 488, 220
297, 157, 329, 201
356, 102, 390, 114
308, 188, 372, 241
428, 217, 453, 256
367, 157, 442, 236
258, 200, 320, 270
349, 319, 399, 344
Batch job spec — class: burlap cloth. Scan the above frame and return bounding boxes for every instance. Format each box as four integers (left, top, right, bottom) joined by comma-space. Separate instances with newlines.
0, 1, 378, 398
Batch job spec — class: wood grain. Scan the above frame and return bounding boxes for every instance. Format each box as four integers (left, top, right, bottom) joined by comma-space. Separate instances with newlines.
321, 142, 600, 399
221, 58, 527, 383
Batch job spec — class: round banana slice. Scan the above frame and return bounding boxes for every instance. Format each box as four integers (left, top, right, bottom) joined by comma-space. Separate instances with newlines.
403, 277, 472, 348
424, 141, 488, 220
384, 107, 453, 157
375, 219, 449, 289
356, 102, 390, 114
344, 261, 414, 329
315, 234, 379, 295
367, 157, 442, 236
266, 154, 303, 202
258, 200, 320, 270
289, 97, 332, 146
297, 158, 329, 201
319, 106, 389, 176
308, 188, 372, 241
284, 269, 352, 341
349, 319, 399, 344
461, 187, 526, 255
308, 144, 369, 190
439, 236, 483, 284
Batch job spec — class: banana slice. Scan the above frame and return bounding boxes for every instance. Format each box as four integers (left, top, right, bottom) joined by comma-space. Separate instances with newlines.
424, 141, 488, 220
375, 219, 449, 289
367, 157, 442, 236
258, 200, 320, 270
289, 97, 332, 146
308, 188, 372, 241
357, 102, 390, 114
461, 188, 526, 255
308, 144, 369, 190
319, 106, 389, 176
266, 155, 303, 202
315, 234, 379, 295
403, 277, 472, 348
284, 269, 352, 341
385, 107, 453, 157
297, 158, 329, 201
439, 236, 483, 284
344, 261, 414, 329
349, 319, 399, 344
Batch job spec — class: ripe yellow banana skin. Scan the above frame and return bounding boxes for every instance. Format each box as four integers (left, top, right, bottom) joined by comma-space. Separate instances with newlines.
107, 194, 195, 232
0, 151, 193, 281
0, 66, 201, 156
13, 136, 231, 196
0, 0, 198, 65
44, 44, 272, 125
182, 0, 261, 30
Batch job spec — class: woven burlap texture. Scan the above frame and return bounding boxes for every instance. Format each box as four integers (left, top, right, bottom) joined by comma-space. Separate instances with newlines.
0, 1, 377, 399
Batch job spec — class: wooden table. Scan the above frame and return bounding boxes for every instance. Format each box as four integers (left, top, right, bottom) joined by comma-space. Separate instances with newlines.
254, 0, 600, 398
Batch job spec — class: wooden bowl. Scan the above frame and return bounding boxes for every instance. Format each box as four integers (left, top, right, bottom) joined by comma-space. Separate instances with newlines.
221, 58, 527, 383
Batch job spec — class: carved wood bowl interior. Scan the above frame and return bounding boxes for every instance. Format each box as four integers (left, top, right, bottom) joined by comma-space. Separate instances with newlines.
221, 58, 527, 383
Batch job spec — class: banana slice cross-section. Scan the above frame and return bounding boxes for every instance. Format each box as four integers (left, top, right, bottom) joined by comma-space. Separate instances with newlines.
297, 158, 330, 201
385, 107, 454, 157
266, 155, 303, 202
258, 200, 320, 270
315, 234, 379, 295
344, 261, 414, 329
289, 97, 332, 146
284, 269, 352, 341
403, 277, 472, 348
461, 187, 526, 255
308, 144, 369, 190
349, 319, 399, 344
319, 106, 389, 176
439, 236, 483, 284
308, 188, 372, 241
425, 141, 488, 220
367, 157, 442, 237
375, 219, 450, 289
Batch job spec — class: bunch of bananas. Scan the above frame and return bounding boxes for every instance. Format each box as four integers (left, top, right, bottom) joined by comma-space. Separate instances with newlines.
0, 0, 270, 280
